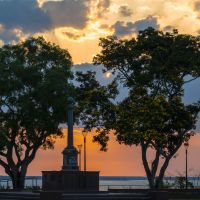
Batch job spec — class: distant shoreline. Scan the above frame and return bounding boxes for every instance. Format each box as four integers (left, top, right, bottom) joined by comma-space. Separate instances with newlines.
0, 175, 199, 180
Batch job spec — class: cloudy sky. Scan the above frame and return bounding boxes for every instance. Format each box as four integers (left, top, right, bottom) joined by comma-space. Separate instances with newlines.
0, 0, 200, 176
1, 0, 200, 63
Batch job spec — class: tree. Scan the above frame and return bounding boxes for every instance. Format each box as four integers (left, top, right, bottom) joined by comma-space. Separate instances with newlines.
92, 28, 200, 188
114, 92, 199, 188
0, 37, 74, 189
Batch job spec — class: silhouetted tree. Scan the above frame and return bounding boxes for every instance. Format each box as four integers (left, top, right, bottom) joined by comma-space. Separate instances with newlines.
90, 28, 200, 188
114, 92, 199, 188
0, 37, 74, 189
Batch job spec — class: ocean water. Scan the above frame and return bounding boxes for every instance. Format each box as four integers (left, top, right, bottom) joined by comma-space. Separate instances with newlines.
0, 176, 200, 191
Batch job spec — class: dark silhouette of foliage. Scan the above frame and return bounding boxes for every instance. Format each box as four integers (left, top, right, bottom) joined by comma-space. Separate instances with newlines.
91, 28, 200, 188
0, 37, 73, 189
75, 71, 118, 149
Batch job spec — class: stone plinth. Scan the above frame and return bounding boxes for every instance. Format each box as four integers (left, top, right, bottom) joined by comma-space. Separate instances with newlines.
62, 147, 79, 171
42, 171, 99, 191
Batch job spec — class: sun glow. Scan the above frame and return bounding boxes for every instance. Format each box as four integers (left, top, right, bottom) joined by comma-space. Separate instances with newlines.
104, 71, 112, 78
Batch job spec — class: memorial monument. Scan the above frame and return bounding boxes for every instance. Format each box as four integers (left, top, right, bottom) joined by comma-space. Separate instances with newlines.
42, 97, 99, 191
62, 97, 79, 171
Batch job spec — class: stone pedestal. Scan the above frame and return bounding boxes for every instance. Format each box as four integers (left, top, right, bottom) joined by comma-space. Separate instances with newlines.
42, 171, 99, 191
62, 147, 79, 171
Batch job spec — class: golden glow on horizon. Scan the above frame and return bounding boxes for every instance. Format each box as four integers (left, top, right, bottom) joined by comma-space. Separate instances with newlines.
6, 129, 200, 176
0, 128, 200, 176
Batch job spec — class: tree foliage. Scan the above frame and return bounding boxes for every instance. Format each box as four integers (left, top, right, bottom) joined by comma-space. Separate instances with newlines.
91, 28, 200, 188
75, 71, 118, 150
0, 37, 73, 189
94, 28, 200, 97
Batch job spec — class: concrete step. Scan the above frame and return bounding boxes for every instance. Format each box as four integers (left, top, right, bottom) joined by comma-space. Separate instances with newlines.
0, 198, 39, 200
0, 192, 39, 200
1, 199, 16, 200
62, 193, 150, 197
0, 197, 38, 200
0, 192, 152, 200
62, 197, 151, 200
62, 193, 151, 200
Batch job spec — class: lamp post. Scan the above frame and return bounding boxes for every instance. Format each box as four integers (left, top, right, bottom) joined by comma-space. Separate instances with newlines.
184, 142, 189, 189
77, 144, 82, 171
82, 130, 88, 172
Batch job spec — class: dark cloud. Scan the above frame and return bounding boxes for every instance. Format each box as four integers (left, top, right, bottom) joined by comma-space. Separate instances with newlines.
100, 24, 110, 29
163, 25, 174, 32
0, 25, 25, 43
0, 0, 51, 33
112, 21, 134, 36
133, 16, 159, 31
0, 0, 90, 37
112, 16, 159, 36
194, 1, 200, 10
119, 5, 133, 17
42, 0, 90, 29
96, 0, 111, 17
97, 0, 110, 10
62, 32, 86, 40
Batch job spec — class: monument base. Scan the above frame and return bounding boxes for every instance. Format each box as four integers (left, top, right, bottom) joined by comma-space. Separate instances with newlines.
42, 171, 99, 191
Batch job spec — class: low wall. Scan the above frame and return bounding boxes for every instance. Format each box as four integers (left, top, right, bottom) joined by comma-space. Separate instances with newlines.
42, 171, 99, 191
108, 189, 200, 199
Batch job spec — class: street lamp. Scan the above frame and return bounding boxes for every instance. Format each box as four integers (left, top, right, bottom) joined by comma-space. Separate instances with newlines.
184, 141, 189, 189
82, 130, 88, 172
77, 144, 82, 171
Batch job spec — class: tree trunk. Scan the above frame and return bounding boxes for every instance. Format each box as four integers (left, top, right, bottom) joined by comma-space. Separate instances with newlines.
141, 143, 156, 189
155, 158, 170, 189
10, 169, 27, 190
11, 175, 25, 190
0, 134, 39, 190
11, 172, 25, 190
141, 143, 170, 189
155, 142, 182, 189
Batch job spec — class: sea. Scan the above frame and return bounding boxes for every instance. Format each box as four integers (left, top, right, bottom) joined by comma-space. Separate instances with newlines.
0, 176, 200, 191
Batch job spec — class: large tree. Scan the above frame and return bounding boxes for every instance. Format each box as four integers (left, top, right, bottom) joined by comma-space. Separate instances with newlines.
0, 37, 74, 189
91, 28, 200, 188
114, 92, 199, 188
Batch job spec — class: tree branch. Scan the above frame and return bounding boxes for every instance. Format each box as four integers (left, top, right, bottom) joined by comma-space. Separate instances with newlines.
0, 159, 8, 169
184, 77, 198, 84
151, 148, 160, 177
14, 143, 21, 164
141, 141, 153, 186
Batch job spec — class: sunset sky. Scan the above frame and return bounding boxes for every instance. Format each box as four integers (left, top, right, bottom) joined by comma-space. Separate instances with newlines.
1, 0, 200, 63
0, 0, 200, 176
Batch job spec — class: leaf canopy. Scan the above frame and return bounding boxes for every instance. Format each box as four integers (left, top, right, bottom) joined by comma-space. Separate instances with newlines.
0, 37, 74, 149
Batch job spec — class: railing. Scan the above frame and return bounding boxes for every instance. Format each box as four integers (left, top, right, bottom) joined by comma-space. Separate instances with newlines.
0, 177, 42, 190
1, 176, 200, 191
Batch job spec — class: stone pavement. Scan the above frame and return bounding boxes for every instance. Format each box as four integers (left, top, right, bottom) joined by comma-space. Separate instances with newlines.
0, 191, 152, 200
